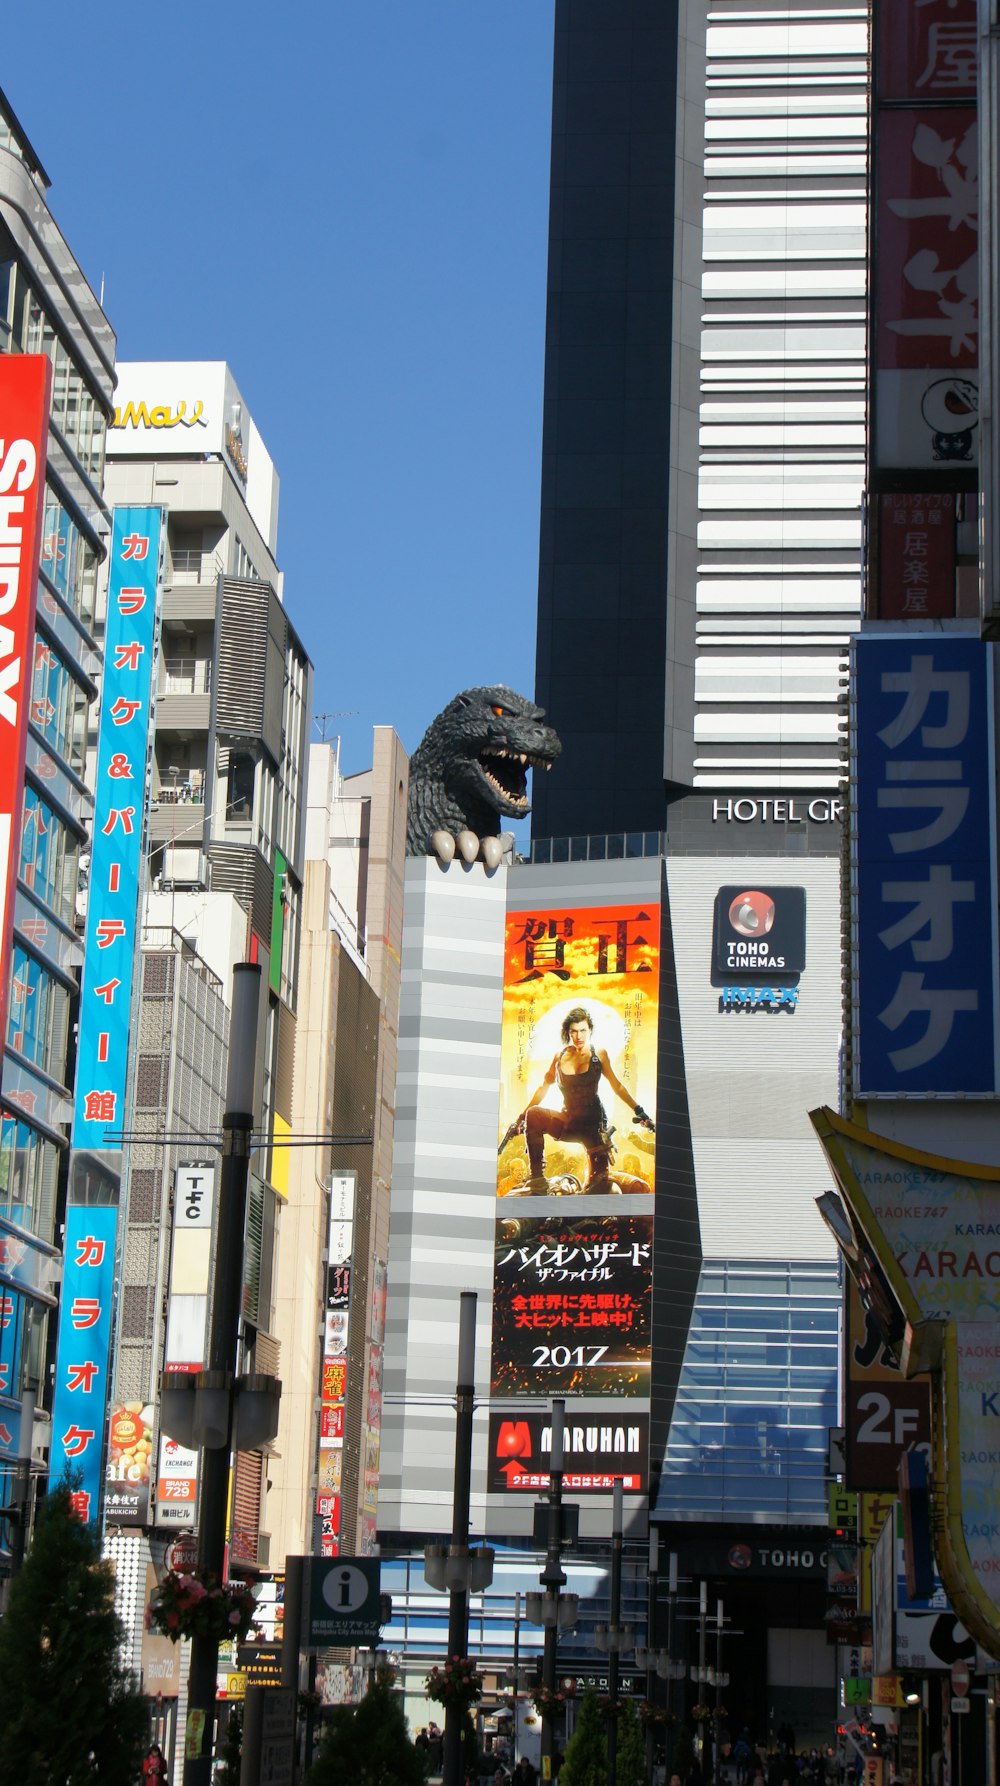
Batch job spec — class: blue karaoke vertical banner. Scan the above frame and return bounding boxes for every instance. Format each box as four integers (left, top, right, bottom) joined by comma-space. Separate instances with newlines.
853, 633, 999, 1095
49, 1205, 118, 1521
72, 507, 163, 1148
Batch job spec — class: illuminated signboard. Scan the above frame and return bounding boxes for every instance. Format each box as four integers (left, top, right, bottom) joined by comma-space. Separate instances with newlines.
813, 1108, 1000, 1654
152, 1165, 216, 1530
852, 635, 998, 1095
496, 902, 658, 1201
488, 1409, 648, 1493
49, 1205, 117, 1521
869, 0, 978, 626
0, 355, 50, 1050
491, 1213, 652, 1399
72, 506, 164, 1146
316, 1173, 355, 1556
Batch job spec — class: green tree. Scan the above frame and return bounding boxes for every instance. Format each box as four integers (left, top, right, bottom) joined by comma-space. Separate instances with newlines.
616, 1699, 646, 1786
673, 1722, 695, 1785
304, 1675, 428, 1786
559, 1687, 607, 1786
0, 1478, 147, 1786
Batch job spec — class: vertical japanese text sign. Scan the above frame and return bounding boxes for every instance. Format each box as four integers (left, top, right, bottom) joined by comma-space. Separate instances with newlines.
871, 0, 978, 479
853, 635, 998, 1094
0, 356, 51, 1050
72, 507, 163, 1148
50, 1204, 117, 1520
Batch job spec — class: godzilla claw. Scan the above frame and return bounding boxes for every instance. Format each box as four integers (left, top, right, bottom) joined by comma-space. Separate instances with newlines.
457, 830, 480, 864
431, 830, 456, 864
481, 836, 503, 870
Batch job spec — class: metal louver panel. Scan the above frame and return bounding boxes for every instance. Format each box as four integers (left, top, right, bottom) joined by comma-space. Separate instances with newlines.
242, 1174, 276, 1329
206, 843, 274, 943
274, 1003, 295, 1123
216, 579, 270, 736
231, 1449, 262, 1565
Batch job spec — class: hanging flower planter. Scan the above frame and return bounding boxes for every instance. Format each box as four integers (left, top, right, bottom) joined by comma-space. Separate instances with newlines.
145, 1568, 258, 1646
425, 1657, 484, 1712
532, 1685, 568, 1718
639, 1703, 678, 1728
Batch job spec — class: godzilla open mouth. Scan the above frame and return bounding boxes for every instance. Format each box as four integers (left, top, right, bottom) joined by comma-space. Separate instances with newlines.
478, 746, 551, 811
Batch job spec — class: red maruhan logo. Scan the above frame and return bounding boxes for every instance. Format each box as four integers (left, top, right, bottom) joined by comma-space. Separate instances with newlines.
495, 1419, 532, 1483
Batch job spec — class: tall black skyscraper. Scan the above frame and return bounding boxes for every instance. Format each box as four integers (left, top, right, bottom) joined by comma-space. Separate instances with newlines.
532, 0, 701, 838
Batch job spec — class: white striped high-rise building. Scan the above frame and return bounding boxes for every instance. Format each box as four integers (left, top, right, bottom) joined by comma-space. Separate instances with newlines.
696, 0, 868, 789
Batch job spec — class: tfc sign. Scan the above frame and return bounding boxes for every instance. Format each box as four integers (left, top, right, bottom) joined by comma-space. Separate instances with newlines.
0, 357, 50, 1051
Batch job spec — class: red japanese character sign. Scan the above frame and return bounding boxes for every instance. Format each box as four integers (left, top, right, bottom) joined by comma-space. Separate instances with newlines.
876, 108, 978, 372
876, 0, 976, 100
877, 493, 956, 619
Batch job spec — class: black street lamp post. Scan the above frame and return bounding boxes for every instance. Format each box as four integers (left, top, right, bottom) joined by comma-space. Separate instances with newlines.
424, 1292, 494, 1786
159, 963, 282, 1786
594, 1483, 633, 1786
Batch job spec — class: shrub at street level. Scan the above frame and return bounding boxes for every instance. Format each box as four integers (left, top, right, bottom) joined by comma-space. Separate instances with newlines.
0, 1478, 147, 1786
558, 1687, 607, 1786
304, 1675, 428, 1786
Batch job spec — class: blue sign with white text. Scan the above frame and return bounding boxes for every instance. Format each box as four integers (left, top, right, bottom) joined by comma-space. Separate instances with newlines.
49, 1205, 117, 1523
71, 507, 163, 1147
854, 634, 998, 1095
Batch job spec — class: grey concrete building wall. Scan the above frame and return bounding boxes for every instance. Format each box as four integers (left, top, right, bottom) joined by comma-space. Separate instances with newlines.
379, 857, 507, 1538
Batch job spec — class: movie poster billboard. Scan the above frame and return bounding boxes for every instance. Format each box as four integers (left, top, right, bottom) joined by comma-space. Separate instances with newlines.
491, 1213, 652, 1399
496, 903, 658, 1200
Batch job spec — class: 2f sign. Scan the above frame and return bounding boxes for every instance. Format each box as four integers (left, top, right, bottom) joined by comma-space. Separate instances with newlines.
847, 1378, 932, 1488
857, 1393, 925, 1446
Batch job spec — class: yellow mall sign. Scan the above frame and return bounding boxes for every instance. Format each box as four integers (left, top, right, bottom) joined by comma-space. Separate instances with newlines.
112, 401, 206, 430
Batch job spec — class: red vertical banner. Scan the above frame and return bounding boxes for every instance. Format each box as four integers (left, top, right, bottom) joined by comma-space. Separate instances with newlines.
875, 0, 977, 103
876, 493, 956, 618
0, 356, 51, 1052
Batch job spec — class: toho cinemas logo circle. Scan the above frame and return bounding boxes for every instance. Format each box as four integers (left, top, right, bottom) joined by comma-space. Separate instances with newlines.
712, 885, 807, 982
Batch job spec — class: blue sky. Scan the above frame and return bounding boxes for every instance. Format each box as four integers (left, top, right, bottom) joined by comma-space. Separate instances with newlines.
3, 2, 555, 774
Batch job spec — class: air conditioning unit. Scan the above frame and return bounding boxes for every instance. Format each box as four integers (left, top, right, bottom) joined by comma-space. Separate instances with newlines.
161, 845, 208, 889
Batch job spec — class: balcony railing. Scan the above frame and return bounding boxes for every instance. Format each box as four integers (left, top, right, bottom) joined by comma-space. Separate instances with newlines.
168, 548, 225, 585
161, 657, 212, 695
155, 783, 205, 806
527, 831, 665, 864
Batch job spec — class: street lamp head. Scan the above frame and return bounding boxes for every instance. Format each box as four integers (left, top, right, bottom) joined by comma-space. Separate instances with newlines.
191, 1371, 232, 1449
424, 1544, 448, 1592
232, 1374, 282, 1451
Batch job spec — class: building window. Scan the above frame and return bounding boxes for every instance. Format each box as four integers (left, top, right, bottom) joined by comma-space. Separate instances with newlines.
654, 1258, 840, 1525
30, 638, 89, 773
226, 751, 256, 821
7, 945, 70, 1082
40, 486, 99, 629
0, 1112, 60, 1243
19, 784, 79, 926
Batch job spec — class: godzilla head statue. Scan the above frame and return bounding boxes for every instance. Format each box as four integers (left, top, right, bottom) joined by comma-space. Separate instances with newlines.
406, 684, 561, 864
